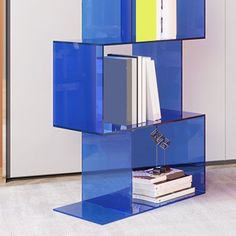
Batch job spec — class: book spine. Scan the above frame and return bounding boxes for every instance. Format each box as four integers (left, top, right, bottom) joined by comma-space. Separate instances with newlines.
141, 57, 147, 123
130, 59, 137, 124
137, 56, 142, 124
133, 187, 196, 203
155, 175, 193, 191
161, 0, 177, 39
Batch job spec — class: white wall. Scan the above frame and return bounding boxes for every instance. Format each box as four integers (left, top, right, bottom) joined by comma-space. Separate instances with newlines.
184, 0, 236, 161
226, 0, 236, 160
9, 0, 82, 177
183, 0, 225, 161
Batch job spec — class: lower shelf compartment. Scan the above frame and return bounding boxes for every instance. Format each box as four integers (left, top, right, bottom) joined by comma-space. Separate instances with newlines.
54, 190, 205, 225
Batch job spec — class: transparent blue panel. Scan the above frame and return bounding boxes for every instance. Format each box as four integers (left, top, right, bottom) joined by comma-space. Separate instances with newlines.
82, 0, 205, 44
82, 132, 132, 213
82, 0, 132, 44
53, 42, 103, 134
54, 41, 183, 134
179, 163, 205, 194
133, 41, 182, 112
54, 201, 131, 225
132, 115, 205, 169
54, 116, 205, 225
177, 0, 205, 39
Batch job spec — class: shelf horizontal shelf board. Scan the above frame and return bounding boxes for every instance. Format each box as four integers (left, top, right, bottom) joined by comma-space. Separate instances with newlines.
54, 193, 203, 225
54, 162, 205, 225
54, 110, 205, 135
54, 36, 205, 46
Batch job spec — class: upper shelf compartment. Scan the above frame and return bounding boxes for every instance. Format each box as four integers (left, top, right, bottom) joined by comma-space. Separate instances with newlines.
82, 0, 205, 44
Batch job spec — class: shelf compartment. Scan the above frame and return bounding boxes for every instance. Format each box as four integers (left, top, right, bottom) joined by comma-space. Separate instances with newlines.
53, 40, 183, 134
82, 0, 205, 44
54, 115, 205, 225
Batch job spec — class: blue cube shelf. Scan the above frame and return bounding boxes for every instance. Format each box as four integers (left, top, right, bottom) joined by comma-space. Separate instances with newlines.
54, 114, 205, 225
53, 40, 183, 134
53, 0, 206, 225
82, 0, 205, 44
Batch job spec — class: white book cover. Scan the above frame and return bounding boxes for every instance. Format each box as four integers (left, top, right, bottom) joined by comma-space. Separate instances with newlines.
161, 0, 177, 40
141, 57, 147, 123
156, 0, 162, 40
104, 56, 137, 125
133, 167, 184, 185
131, 59, 138, 124
146, 59, 161, 121
137, 56, 142, 124
133, 173, 167, 185
133, 187, 195, 204
133, 175, 192, 198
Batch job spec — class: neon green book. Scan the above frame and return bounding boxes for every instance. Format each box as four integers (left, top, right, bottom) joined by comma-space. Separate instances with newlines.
136, 0, 157, 42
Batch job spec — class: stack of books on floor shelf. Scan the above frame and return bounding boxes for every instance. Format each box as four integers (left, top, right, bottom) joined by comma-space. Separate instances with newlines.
133, 168, 195, 204
104, 55, 161, 126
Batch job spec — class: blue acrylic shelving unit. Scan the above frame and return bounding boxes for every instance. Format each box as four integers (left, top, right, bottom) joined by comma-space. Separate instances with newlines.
53, 0, 206, 225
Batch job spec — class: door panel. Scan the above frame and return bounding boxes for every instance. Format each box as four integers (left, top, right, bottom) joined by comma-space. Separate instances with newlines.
183, 0, 226, 161
9, 0, 82, 177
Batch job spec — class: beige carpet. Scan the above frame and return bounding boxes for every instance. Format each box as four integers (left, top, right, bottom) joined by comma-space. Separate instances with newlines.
0, 165, 235, 236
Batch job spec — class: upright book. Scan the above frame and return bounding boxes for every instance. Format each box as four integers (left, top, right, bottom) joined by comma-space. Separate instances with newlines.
161, 0, 177, 39
108, 54, 147, 124
104, 56, 137, 125
136, 0, 157, 41
146, 59, 162, 121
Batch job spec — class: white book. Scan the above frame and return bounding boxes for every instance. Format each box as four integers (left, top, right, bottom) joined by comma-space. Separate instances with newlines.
137, 56, 142, 124
161, 0, 177, 40
156, 0, 162, 40
141, 57, 147, 123
146, 59, 161, 121
104, 56, 137, 125
133, 187, 195, 204
133, 175, 192, 198
133, 168, 184, 185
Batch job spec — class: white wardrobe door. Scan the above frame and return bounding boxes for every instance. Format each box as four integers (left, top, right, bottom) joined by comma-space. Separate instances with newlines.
226, 0, 236, 160
10, 0, 82, 177
183, 0, 226, 161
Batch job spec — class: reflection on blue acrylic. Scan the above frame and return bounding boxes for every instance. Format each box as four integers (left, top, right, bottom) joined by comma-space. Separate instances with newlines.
53, 42, 103, 134
82, 0, 205, 44
54, 0, 206, 225
54, 115, 205, 225
82, 132, 132, 213
54, 41, 184, 134
177, 0, 205, 39
132, 116, 205, 168
133, 41, 182, 112
82, 0, 132, 43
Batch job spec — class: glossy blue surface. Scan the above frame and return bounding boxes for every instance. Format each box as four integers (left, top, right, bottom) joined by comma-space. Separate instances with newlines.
177, 0, 205, 39
82, 0, 205, 44
54, 183, 203, 225
82, 131, 132, 212
54, 41, 182, 134
133, 41, 182, 111
132, 116, 205, 169
53, 42, 103, 134
82, 0, 132, 44
54, 116, 205, 224
54, 0, 206, 225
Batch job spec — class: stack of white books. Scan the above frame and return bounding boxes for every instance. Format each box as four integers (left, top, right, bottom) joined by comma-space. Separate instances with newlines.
104, 55, 161, 126
133, 168, 195, 204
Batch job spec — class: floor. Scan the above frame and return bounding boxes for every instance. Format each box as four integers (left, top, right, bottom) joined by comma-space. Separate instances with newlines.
0, 165, 235, 236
